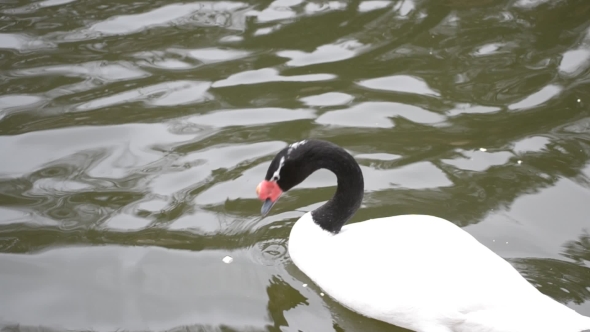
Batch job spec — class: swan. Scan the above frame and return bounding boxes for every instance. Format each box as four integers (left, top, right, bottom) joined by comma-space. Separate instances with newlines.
255, 139, 590, 332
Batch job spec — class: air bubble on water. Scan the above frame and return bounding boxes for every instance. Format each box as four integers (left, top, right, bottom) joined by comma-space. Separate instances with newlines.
222, 256, 233, 264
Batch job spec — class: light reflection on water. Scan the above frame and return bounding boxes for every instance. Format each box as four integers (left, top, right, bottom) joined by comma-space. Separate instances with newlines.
1, 0, 590, 331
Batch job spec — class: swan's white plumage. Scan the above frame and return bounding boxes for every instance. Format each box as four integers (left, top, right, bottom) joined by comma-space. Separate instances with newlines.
288, 212, 590, 332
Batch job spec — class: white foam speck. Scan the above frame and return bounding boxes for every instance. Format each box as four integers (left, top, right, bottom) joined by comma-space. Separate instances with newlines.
222, 256, 233, 264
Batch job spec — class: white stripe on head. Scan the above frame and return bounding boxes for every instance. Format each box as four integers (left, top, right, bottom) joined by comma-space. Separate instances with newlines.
271, 141, 306, 182
271, 156, 285, 181
288, 140, 307, 155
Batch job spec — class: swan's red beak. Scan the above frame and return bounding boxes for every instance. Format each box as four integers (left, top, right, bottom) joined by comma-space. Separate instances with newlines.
257, 180, 282, 216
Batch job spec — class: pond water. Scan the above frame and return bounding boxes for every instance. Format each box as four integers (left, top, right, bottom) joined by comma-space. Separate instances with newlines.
1, 0, 590, 331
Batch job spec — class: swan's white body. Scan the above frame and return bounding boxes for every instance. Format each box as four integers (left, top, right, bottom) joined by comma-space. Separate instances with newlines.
288, 212, 590, 332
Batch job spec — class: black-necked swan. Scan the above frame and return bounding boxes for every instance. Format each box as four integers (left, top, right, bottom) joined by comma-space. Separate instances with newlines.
255, 139, 590, 332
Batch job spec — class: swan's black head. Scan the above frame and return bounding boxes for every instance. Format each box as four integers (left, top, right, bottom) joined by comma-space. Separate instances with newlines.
257, 139, 323, 215
256, 139, 364, 234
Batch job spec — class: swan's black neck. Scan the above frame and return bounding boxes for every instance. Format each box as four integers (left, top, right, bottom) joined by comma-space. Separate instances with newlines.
269, 140, 364, 234
310, 145, 364, 234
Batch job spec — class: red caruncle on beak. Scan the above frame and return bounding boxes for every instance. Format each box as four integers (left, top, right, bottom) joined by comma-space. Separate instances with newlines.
256, 180, 282, 202
257, 180, 283, 216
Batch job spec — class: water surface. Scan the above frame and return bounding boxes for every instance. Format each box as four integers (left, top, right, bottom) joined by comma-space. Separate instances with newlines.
1, 0, 590, 331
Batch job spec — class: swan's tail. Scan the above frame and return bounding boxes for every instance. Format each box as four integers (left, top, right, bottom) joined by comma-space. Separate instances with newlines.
457, 297, 590, 332
577, 314, 590, 330
541, 296, 590, 332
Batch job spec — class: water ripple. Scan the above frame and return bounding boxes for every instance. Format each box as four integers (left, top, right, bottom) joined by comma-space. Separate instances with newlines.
89, 2, 249, 36
10, 61, 150, 82
2, 0, 590, 329
299, 92, 354, 106
358, 75, 440, 97
0, 33, 55, 51
75, 81, 212, 111
277, 39, 370, 67
211, 68, 336, 87
185, 107, 315, 127
508, 84, 563, 111
316, 102, 446, 128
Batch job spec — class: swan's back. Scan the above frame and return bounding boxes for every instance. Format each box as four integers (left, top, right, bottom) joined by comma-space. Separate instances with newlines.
289, 213, 590, 332
259, 140, 590, 332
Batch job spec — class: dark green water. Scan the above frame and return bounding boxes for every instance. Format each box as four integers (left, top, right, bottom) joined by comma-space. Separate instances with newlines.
1, 0, 590, 331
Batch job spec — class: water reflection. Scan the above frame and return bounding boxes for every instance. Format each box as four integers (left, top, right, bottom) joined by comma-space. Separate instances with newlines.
512, 257, 590, 306
1, 0, 590, 330
563, 231, 590, 265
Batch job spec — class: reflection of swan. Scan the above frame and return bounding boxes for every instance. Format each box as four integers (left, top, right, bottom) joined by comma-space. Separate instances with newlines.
256, 139, 590, 332
265, 275, 308, 330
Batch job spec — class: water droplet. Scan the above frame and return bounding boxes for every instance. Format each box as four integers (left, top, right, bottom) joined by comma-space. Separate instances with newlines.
517, 160, 522, 164
320, 292, 324, 296
479, 147, 487, 152
303, 283, 308, 287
